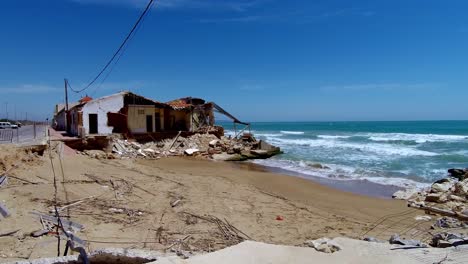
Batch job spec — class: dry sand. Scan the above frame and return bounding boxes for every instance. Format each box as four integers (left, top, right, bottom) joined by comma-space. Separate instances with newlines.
0, 143, 432, 262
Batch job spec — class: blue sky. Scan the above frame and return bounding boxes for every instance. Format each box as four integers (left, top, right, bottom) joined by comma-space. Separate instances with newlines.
1, 0, 467, 121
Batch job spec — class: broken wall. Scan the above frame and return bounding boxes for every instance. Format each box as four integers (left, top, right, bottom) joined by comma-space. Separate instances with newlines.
82, 94, 125, 135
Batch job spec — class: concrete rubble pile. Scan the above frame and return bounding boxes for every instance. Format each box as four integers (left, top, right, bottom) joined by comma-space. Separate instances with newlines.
391, 168, 468, 248
83, 133, 282, 161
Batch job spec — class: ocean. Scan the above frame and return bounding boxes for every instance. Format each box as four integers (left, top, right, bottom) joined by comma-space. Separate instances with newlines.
219, 121, 468, 189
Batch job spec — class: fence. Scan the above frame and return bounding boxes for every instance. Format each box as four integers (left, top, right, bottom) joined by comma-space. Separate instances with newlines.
0, 130, 14, 143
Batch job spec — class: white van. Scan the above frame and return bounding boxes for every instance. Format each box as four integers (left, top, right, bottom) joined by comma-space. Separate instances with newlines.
0, 122, 18, 129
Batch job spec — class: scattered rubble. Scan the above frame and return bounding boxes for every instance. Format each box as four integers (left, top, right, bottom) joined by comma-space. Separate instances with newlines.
391, 168, 468, 248
431, 232, 468, 248
389, 234, 425, 247
82, 132, 281, 162
305, 238, 342, 253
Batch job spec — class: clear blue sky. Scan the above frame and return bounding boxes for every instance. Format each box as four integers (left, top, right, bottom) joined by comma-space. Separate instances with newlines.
1, 0, 467, 121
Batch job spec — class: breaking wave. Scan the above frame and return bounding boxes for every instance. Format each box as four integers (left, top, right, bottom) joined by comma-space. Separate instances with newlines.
280, 131, 305, 135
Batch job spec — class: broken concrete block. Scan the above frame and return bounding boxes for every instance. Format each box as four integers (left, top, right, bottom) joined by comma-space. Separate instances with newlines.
184, 148, 199, 156
305, 238, 342, 253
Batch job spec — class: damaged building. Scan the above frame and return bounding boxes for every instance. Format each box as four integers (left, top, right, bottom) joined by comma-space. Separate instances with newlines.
63, 92, 227, 140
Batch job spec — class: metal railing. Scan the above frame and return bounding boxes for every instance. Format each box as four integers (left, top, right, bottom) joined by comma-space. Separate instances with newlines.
0, 130, 13, 142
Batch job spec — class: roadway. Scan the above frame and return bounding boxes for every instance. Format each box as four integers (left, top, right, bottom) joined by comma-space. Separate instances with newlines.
0, 125, 48, 145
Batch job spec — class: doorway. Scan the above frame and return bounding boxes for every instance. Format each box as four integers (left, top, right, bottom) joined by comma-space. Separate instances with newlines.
89, 114, 98, 134
146, 115, 153, 133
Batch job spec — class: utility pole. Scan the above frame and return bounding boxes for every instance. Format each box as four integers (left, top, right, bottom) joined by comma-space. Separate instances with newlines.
64, 79, 69, 112
5, 102, 8, 120
64, 78, 69, 132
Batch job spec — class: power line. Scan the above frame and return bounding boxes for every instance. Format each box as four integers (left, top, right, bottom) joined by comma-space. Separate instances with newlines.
70, 0, 155, 94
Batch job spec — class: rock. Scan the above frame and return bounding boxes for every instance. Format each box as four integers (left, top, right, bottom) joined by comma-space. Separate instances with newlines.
209, 140, 218, 147
31, 229, 49, 237
212, 153, 247, 161
448, 168, 467, 180
392, 189, 418, 200
454, 179, 468, 196
309, 163, 331, 170
425, 193, 448, 203
184, 148, 199, 156
389, 234, 425, 247
448, 194, 466, 202
431, 182, 453, 193
305, 238, 342, 253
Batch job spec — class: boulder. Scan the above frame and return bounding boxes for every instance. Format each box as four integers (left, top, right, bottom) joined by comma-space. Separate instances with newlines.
454, 179, 468, 196
448, 194, 466, 202
431, 181, 454, 193
392, 189, 418, 200
425, 193, 448, 203
305, 238, 342, 253
212, 153, 247, 161
448, 169, 468, 181
309, 163, 331, 170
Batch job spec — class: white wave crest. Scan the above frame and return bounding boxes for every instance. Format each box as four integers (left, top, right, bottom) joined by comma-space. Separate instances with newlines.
317, 135, 351, 139
367, 133, 467, 143
280, 131, 305, 135
267, 137, 438, 157
252, 159, 429, 189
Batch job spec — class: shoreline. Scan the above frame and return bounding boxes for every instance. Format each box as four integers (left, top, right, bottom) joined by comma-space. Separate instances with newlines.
230, 160, 403, 199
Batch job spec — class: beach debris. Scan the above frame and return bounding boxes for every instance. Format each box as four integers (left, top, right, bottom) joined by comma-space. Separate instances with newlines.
414, 215, 432, 221
0, 229, 20, 237
305, 238, 342, 253
0, 202, 11, 219
171, 199, 182, 208
433, 216, 467, 229
0, 175, 7, 188
30, 211, 84, 232
31, 229, 49, 238
389, 234, 425, 247
362, 236, 385, 243
276, 215, 284, 221
184, 148, 199, 156
431, 232, 468, 248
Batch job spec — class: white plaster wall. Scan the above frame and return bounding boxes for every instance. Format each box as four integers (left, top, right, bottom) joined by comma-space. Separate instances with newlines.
82, 94, 124, 135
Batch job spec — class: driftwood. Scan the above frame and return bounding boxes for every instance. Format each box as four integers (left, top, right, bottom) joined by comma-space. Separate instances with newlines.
408, 202, 468, 221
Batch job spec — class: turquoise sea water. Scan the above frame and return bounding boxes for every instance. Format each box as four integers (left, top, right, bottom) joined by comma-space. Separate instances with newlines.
219, 121, 468, 188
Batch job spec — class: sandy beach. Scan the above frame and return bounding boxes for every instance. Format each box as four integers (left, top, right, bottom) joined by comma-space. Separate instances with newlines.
0, 143, 432, 262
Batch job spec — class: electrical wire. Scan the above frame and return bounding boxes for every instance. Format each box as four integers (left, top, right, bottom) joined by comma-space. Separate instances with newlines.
70, 0, 155, 94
